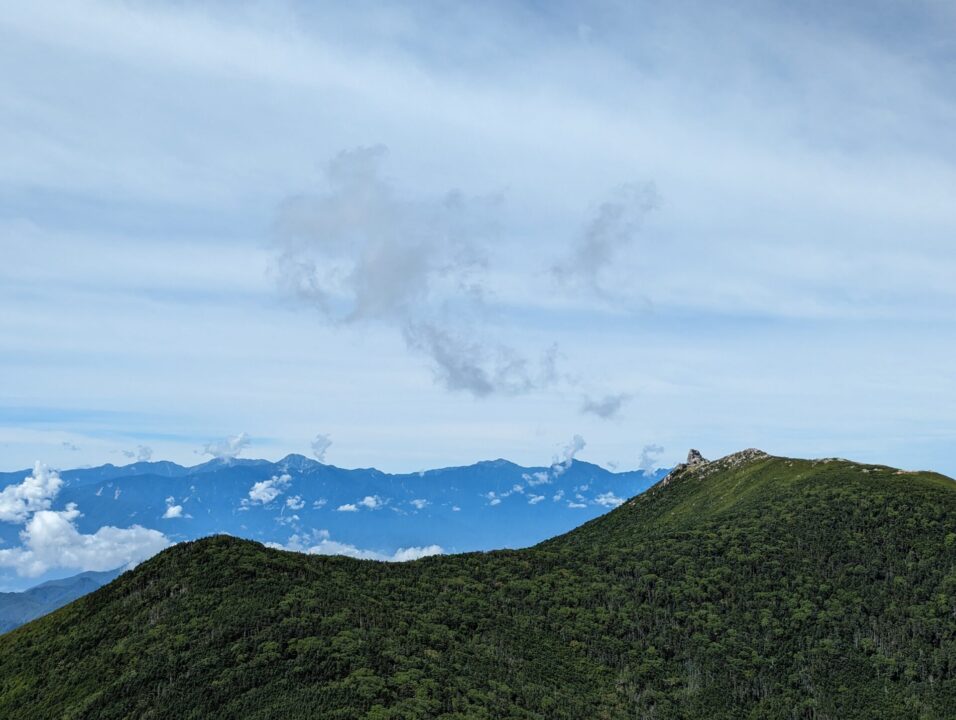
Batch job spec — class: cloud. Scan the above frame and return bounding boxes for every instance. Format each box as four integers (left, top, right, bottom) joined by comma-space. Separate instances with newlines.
552, 434, 586, 477
203, 432, 250, 460
552, 182, 658, 295
528, 494, 545, 505
594, 491, 625, 508
580, 392, 630, 419
162, 504, 183, 519
567, 501, 587, 509
484, 491, 502, 507
336, 503, 358, 512
410, 498, 428, 510
271, 529, 443, 562
312, 498, 327, 509
638, 444, 665, 476
274, 146, 559, 398
0, 463, 63, 524
247, 473, 291, 505
285, 495, 304, 510
523, 470, 551, 486
0, 503, 170, 577
310, 433, 332, 462
403, 323, 559, 398
552, 489, 565, 502
121, 445, 153, 462
61, 441, 80, 451
357, 495, 384, 510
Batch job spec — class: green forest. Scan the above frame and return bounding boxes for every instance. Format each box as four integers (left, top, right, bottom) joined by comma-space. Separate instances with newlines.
0, 451, 953, 719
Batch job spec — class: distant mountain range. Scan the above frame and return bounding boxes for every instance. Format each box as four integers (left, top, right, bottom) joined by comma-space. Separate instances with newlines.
2, 450, 952, 717
0, 568, 121, 634
0, 454, 668, 590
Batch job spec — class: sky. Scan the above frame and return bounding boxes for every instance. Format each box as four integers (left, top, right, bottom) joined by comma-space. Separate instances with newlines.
2, 0, 956, 476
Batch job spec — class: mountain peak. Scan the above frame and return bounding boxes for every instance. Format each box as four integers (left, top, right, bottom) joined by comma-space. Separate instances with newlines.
658, 447, 770, 488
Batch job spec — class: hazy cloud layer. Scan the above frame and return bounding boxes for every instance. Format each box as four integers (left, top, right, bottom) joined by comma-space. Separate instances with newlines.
4, 0, 956, 476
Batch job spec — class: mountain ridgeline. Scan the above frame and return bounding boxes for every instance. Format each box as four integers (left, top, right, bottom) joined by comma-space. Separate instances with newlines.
0, 451, 953, 718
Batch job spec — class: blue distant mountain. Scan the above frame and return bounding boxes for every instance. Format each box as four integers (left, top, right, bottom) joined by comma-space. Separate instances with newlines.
0, 455, 668, 590
0, 568, 122, 633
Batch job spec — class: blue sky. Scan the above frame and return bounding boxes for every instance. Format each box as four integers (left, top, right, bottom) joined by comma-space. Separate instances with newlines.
2, 0, 955, 475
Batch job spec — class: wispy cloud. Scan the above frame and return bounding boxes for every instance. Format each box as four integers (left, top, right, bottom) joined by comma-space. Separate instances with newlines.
203, 432, 250, 460
580, 393, 630, 420
638, 444, 665, 476
311, 433, 332, 462
274, 146, 560, 398
122, 445, 153, 462
553, 183, 658, 297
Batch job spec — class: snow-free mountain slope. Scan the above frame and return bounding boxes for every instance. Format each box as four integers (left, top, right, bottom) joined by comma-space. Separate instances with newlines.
1, 451, 953, 718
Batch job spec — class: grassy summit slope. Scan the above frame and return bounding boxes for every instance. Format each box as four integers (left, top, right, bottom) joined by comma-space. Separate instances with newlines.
0, 451, 953, 719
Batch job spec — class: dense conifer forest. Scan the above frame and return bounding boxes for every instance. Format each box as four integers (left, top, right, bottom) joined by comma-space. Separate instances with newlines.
0, 451, 953, 719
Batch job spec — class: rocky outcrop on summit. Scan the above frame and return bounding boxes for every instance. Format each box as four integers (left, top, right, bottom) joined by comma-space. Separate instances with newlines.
654, 448, 770, 490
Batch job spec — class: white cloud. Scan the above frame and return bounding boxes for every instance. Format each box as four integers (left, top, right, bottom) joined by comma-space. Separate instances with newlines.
638, 444, 665, 476
358, 495, 384, 510
247, 473, 291, 505
336, 503, 358, 512
312, 498, 327, 509
528, 494, 545, 505
451, 505, 461, 512
552, 489, 565, 502
0, 503, 170, 577
285, 495, 304, 510
203, 432, 250, 460
567, 501, 587, 509
410, 498, 428, 510
524, 470, 551, 486
594, 491, 625, 508
113, 488, 121, 500
0, 463, 62, 524
311, 433, 332, 462
162, 504, 183, 519
552, 435, 586, 477
271, 529, 443, 562
489, 497, 501, 506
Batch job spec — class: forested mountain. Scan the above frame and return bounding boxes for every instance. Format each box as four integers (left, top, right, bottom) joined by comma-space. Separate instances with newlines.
0, 450, 953, 719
